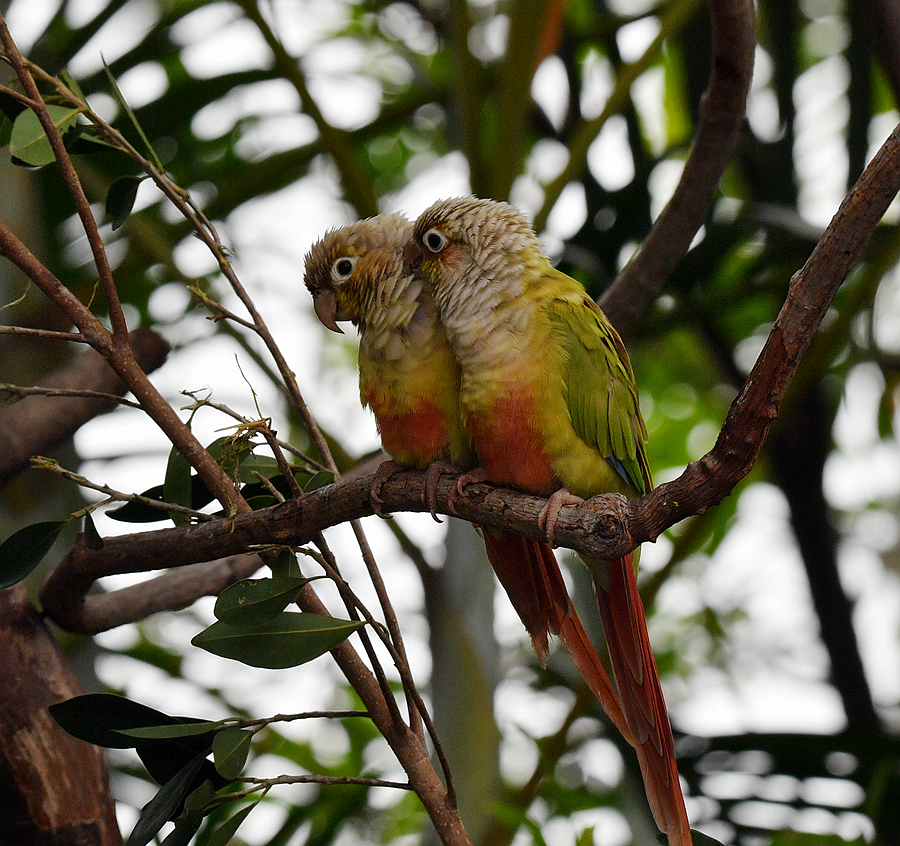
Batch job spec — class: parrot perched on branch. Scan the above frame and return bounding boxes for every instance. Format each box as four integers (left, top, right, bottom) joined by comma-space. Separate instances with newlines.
303, 213, 631, 741
405, 197, 692, 846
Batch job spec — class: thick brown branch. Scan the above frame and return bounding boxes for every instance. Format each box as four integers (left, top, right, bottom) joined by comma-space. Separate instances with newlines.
631, 118, 900, 541
0, 329, 170, 483
0, 585, 121, 845
602, 0, 755, 329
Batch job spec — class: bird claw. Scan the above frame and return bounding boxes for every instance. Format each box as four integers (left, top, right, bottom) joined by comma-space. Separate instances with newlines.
422, 459, 459, 522
448, 466, 490, 515
369, 459, 405, 517
537, 488, 584, 547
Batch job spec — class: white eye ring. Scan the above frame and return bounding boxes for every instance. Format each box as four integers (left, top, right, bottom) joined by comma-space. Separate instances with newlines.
332, 256, 357, 281
423, 228, 447, 253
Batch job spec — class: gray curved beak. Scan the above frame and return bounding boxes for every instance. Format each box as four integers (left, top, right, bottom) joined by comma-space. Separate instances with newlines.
312, 288, 344, 334
403, 237, 423, 272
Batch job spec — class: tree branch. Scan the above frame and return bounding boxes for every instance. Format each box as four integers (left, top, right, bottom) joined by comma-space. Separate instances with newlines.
0, 585, 121, 845
41, 116, 900, 655
601, 0, 756, 329
0, 329, 170, 484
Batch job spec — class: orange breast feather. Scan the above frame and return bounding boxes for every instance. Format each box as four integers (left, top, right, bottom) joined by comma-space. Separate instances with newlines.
367, 395, 450, 469
466, 393, 557, 496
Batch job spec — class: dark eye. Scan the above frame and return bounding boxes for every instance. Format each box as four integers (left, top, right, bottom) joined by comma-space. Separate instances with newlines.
332, 256, 357, 280
423, 228, 447, 253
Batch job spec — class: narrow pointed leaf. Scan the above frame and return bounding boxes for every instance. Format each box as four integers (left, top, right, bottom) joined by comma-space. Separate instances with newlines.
119, 721, 225, 740
207, 800, 259, 846
10, 105, 81, 166
164, 445, 193, 526
0, 520, 66, 588
127, 752, 206, 846
106, 175, 143, 230
50, 693, 212, 750
107, 476, 215, 523
102, 58, 163, 170
212, 728, 251, 780
159, 811, 204, 846
191, 613, 364, 669
59, 69, 87, 103
137, 743, 222, 793
84, 513, 104, 550
269, 548, 302, 580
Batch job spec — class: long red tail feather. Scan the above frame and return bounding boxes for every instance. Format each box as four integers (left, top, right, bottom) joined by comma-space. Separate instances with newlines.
481, 530, 633, 744
593, 554, 692, 846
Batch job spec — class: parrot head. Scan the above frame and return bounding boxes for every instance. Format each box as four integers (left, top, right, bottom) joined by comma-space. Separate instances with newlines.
304, 212, 413, 334
405, 197, 541, 287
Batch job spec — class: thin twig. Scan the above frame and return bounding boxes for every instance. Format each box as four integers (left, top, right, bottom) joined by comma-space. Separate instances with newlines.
240, 774, 412, 790
0, 326, 88, 341
236, 710, 371, 729
0, 25, 128, 339
31, 457, 214, 522
1, 384, 141, 408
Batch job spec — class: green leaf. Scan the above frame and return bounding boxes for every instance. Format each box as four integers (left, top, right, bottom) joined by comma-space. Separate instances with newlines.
106, 175, 144, 230
183, 780, 217, 814
244, 494, 278, 511
49, 693, 213, 750
137, 743, 222, 793
83, 513, 104, 550
127, 752, 207, 846
164, 445, 194, 526
191, 613, 364, 669
159, 811, 204, 846
304, 470, 334, 492
235, 453, 283, 484
106, 476, 215, 523
59, 69, 87, 103
206, 436, 253, 480
212, 728, 251, 780
207, 801, 258, 846
10, 105, 81, 166
102, 57, 163, 170
0, 520, 66, 588
268, 548, 302, 580
63, 124, 123, 154
575, 827, 594, 846
213, 575, 312, 627
119, 721, 225, 740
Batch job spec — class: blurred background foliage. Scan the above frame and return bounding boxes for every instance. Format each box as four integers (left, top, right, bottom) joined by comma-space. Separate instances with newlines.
2, 0, 900, 844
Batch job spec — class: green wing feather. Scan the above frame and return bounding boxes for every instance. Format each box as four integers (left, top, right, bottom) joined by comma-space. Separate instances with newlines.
547, 286, 651, 497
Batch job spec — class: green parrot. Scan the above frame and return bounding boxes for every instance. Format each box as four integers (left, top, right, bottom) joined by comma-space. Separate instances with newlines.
304, 212, 632, 742
405, 196, 692, 846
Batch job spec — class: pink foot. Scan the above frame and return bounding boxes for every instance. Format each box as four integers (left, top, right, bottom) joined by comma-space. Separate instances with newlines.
448, 466, 490, 515
537, 488, 584, 547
